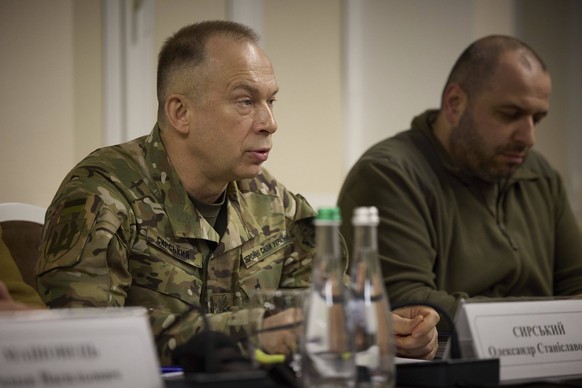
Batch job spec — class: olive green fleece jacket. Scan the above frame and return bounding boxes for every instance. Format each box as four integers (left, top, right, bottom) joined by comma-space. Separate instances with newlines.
338, 110, 582, 317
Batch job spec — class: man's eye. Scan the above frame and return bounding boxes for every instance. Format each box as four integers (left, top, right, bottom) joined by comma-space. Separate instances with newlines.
499, 110, 520, 121
267, 98, 276, 107
502, 110, 518, 118
533, 114, 546, 125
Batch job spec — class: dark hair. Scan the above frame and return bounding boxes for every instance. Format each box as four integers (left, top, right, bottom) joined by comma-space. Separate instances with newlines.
441, 35, 547, 103
156, 20, 260, 112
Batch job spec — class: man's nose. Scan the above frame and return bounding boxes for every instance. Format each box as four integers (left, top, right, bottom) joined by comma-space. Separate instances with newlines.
514, 116, 536, 148
256, 103, 277, 134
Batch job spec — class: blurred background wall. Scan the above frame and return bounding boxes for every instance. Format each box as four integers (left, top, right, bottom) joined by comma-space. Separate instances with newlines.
1, 0, 580, 225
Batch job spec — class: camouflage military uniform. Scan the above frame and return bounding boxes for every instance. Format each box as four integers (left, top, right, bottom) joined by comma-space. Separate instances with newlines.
37, 125, 316, 365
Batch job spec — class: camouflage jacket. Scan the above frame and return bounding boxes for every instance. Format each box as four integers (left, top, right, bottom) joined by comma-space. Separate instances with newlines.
37, 125, 316, 365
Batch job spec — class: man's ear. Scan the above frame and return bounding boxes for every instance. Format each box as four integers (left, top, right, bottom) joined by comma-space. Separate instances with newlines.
164, 94, 190, 135
442, 84, 467, 127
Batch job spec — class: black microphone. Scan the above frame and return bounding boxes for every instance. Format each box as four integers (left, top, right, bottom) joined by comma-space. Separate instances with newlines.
163, 305, 278, 387
171, 329, 250, 374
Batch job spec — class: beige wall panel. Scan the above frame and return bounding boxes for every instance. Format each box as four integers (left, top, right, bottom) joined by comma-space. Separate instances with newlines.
73, 0, 103, 163
0, 0, 75, 208
263, 0, 344, 208
150, 1, 227, 140
154, 0, 227, 57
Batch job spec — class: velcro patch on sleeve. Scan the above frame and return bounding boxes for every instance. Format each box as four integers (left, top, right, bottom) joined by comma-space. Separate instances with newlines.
42, 197, 99, 265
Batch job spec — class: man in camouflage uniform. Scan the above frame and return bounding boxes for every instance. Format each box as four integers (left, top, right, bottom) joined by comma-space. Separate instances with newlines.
37, 21, 439, 365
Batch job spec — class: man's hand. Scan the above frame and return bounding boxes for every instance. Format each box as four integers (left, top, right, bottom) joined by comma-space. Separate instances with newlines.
0, 281, 33, 311
392, 305, 440, 360
258, 307, 303, 355
257, 303, 440, 360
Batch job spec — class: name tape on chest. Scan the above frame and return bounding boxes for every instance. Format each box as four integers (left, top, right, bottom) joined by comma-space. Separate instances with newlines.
146, 228, 195, 262
242, 234, 291, 268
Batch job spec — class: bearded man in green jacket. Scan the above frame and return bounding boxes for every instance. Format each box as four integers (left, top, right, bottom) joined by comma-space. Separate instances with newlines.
338, 35, 582, 318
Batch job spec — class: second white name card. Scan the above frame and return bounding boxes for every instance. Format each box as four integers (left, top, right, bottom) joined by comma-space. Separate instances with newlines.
456, 299, 582, 384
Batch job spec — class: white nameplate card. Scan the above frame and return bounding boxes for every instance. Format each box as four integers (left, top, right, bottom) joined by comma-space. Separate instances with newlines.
455, 299, 582, 384
0, 307, 163, 388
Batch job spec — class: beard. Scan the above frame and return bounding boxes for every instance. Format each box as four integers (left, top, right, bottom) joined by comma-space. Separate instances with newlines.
448, 108, 528, 183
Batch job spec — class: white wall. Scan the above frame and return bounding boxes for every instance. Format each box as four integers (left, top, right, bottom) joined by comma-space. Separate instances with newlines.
343, 0, 581, 224
343, 0, 515, 172
1, 0, 580, 226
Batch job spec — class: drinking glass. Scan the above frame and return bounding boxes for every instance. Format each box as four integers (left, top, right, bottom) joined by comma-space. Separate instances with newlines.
247, 288, 307, 378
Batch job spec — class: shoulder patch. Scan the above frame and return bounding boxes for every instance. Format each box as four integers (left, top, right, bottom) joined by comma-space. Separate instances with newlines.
43, 197, 98, 263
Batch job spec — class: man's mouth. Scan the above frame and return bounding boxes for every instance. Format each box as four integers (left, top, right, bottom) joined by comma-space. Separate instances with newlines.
248, 148, 270, 162
500, 151, 526, 165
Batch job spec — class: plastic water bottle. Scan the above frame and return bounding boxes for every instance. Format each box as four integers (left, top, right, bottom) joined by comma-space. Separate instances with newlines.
302, 207, 356, 387
349, 206, 395, 387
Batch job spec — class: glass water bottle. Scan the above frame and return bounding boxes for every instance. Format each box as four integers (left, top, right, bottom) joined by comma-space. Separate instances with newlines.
302, 207, 356, 387
349, 206, 395, 387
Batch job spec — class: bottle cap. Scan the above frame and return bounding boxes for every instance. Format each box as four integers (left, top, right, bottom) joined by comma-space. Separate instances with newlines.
352, 206, 379, 226
315, 207, 342, 223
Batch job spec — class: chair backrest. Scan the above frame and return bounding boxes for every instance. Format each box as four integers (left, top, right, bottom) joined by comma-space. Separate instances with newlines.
0, 203, 47, 290
0, 202, 46, 223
